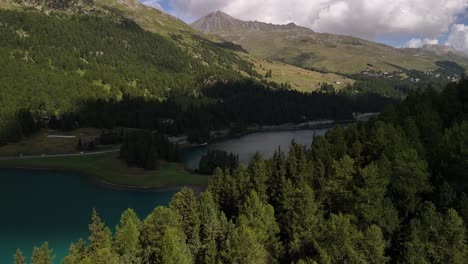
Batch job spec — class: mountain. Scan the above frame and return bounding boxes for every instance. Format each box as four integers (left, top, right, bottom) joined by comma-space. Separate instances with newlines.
97, 0, 199, 37
192, 11, 468, 74
192, 10, 310, 34
0, 0, 267, 141
419, 44, 468, 58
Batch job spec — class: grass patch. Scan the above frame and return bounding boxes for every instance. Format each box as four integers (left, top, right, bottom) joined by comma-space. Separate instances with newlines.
0, 151, 209, 187
246, 55, 354, 92
0, 128, 105, 157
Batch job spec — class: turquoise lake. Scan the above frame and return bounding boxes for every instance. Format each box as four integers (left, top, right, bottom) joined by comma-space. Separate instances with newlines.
0, 127, 330, 263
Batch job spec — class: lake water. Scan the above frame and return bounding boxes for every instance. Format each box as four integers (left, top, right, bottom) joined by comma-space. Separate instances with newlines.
0, 127, 330, 263
181, 128, 330, 170
0, 169, 177, 263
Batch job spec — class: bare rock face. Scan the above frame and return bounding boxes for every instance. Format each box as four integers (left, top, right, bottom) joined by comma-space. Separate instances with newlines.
191, 10, 311, 35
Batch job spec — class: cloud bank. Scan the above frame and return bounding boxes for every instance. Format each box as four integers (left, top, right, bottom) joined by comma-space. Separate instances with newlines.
405, 38, 439, 48
446, 24, 468, 53
166, 0, 467, 39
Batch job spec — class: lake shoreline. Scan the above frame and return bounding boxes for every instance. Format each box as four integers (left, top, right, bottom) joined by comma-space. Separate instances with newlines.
0, 165, 208, 191
175, 119, 355, 147
92, 177, 207, 192
0, 123, 348, 190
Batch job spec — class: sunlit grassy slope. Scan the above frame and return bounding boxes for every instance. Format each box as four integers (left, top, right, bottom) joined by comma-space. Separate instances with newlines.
225, 31, 468, 74
96, 0, 198, 37
244, 55, 354, 92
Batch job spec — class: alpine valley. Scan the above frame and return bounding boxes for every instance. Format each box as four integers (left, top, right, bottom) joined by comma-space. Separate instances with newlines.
1, 1, 468, 264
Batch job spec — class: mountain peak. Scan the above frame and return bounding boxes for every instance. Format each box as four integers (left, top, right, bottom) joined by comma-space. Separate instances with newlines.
192, 11, 247, 35
191, 11, 311, 35
207, 10, 229, 17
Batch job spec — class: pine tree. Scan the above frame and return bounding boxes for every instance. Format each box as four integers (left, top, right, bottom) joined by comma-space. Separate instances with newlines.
88, 209, 112, 254
360, 225, 389, 264
220, 221, 269, 264
86, 248, 119, 264
239, 191, 283, 262
400, 202, 467, 263
31, 242, 54, 264
160, 227, 194, 264
440, 209, 467, 263
321, 213, 366, 263
391, 148, 431, 215
247, 152, 269, 202
268, 148, 287, 208
170, 187, 201, 257
277, 182, 323, 262
354, 162, 399, 235
198, 191, 225, 264
61, 239, 87, 264
323, 155, 355, 213
114, 209, 141, 262
140, 206, 185, 263
14, 249, 26, 264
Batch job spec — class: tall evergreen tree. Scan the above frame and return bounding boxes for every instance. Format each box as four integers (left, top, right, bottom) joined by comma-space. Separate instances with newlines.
31, 242, 54, 264
197, 191, 226, 264
88, 209, 112, 254
390, 148, 432, 215
114, 209, 141, 263
170, 187, 201, 257
61, 239, 87, 264
247, 152, 269, 203
322, 155, 355, 213
160, 227, 194, 264
354, 162, 399, 234
220, 221, 269, 264
277, 182, 323, 262
239, 191, 283, 262
140, 206, 186, 264
14, 249, 26, 264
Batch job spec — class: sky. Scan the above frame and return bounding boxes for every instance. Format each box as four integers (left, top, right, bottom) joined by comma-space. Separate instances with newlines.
139, 0, 468, 53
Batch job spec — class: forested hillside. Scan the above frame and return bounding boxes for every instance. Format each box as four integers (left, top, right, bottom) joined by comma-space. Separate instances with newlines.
70, 80, 394, 143
0, 0, 460, 147
16, 76, 468, 264
0, 7, 256, 143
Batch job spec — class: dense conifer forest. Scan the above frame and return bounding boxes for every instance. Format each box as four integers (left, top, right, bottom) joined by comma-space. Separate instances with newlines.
0, 8, 255, 144
52, 81, 394, 143
15, 76, 468, 264
119, 130, 179, 170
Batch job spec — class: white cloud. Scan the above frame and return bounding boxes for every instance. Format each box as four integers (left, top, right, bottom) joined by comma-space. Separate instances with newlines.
140, 0, 165, 11
405, 38, 439, 48
169, 0, 468, 39
446, 24, 468, 53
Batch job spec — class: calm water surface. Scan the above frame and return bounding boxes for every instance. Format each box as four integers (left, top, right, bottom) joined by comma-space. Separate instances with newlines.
0, 127, 331, 263
181, 128, 330, 169
0, 169, 176, 263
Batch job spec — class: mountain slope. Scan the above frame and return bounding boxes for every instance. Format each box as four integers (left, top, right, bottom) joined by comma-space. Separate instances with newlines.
192, 11, 468, 74
97, 0, 198, 37
0, 1, 266, 142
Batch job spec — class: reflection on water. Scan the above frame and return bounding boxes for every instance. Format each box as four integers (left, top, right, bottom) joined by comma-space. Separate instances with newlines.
181, 128, 330, 170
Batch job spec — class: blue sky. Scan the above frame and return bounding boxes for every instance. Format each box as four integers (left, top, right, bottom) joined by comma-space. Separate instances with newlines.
140, 0, 468, 52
